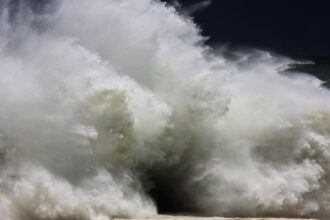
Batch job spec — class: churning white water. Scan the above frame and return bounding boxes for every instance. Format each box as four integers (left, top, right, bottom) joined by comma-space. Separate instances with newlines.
0, 0, 330, 219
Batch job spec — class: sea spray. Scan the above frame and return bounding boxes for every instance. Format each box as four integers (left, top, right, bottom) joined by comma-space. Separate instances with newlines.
0, 0, 330, 219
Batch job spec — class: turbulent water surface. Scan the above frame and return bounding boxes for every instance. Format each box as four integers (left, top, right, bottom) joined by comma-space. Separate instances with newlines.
1, 0, 330, 219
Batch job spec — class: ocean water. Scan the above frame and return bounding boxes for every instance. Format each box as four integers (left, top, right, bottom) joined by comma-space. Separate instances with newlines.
289, 58, 330, 88
1, 1, 330, 220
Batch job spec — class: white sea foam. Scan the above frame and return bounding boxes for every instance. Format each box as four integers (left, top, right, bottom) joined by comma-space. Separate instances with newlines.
0, 0, 330, 219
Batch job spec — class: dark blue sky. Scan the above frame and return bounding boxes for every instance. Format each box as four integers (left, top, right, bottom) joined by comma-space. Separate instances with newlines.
164, 0, 330, 58
6, 0, 330, 57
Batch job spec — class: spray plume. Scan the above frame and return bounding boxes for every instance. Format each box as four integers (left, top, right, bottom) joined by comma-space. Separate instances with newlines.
0, 0, 330, 219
